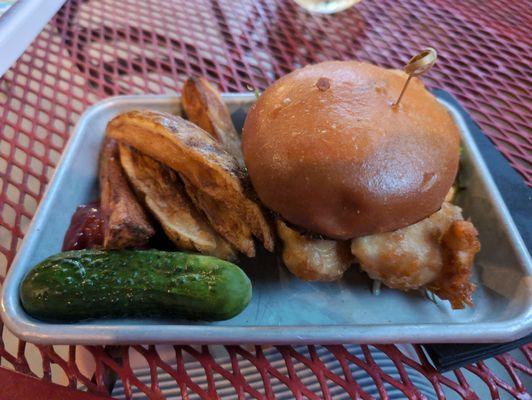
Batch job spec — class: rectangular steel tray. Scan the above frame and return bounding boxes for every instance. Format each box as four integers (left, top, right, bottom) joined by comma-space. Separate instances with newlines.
0, 0, 67, 77
1, 93, 531, 344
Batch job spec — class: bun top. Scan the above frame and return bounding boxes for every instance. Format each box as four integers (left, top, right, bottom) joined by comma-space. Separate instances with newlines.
242, 61, 460, 239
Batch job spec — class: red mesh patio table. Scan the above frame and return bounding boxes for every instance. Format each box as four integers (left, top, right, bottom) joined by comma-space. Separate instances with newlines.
0, 0, 530, 398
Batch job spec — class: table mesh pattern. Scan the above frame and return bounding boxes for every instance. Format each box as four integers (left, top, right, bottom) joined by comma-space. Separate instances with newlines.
0, 0, 530, 399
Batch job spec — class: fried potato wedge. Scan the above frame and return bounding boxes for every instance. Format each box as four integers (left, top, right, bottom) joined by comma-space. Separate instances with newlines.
182, 77, 244, 165
277, 220, 353, 281
182, 176, 255, 257
107, 110, 242, 199
106, 110, 274, 252
180, 78, 275, 252
243, 197, 275, 252
99, 138, 155, 249
119, 144, 236, 260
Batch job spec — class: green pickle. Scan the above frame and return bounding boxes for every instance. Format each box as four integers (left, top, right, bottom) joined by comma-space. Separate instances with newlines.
20, 249, 252, 322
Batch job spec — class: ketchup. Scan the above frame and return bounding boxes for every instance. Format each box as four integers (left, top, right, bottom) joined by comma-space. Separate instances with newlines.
62, 201, 104, 251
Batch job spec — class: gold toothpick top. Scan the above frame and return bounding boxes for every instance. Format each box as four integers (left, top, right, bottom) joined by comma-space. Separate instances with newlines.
393, 47, 437, 107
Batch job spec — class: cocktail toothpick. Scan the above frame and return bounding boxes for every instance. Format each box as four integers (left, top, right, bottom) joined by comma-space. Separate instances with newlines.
393, 47, 437, 107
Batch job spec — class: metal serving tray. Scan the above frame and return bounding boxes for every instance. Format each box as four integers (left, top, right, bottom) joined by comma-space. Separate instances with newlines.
0, 0, 67, 78
1, 93, 531, 345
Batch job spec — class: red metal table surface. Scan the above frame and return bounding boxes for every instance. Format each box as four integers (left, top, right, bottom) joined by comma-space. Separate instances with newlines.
0, 0, 530, 398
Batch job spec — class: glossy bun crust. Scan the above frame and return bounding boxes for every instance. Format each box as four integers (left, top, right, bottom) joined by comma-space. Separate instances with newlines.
242, 61, 460, 239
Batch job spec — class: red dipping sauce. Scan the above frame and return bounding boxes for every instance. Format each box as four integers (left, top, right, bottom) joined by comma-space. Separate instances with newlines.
62, 201, 104, 251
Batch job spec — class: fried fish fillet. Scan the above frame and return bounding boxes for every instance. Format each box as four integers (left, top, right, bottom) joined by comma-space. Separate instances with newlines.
351, 202, 480, 309
182, 176, 254, 257
106, 110, 274, 252
119, 144, 235, 260
277, 220, 353, 281
182, 77, 244, 165
99, 138, 155, 249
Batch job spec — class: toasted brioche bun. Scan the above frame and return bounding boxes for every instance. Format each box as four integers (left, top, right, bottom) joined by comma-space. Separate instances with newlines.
242, 61, 460, 239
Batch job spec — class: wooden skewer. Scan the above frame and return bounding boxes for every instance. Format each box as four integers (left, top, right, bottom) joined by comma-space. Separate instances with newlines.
393, 47, 437, 107
246, 84, 260, 99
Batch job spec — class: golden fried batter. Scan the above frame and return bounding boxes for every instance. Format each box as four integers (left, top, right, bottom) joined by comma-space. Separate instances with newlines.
351, 202, 480, 308
277, 220, 353, 281
428, 220, 480, 308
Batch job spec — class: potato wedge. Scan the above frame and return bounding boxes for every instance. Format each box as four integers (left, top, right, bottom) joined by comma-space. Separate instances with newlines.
182, 78, 275, 252
277, 220, 352, 281
182, 77, 244, 165
119, 144, 236, 260
107, 111, 242, 200
182, 176, 255, 257
106, 110, 274, 252
99, 138, 155, 249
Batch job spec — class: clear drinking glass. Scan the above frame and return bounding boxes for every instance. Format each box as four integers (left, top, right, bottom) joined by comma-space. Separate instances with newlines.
293, 0, 362, 14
